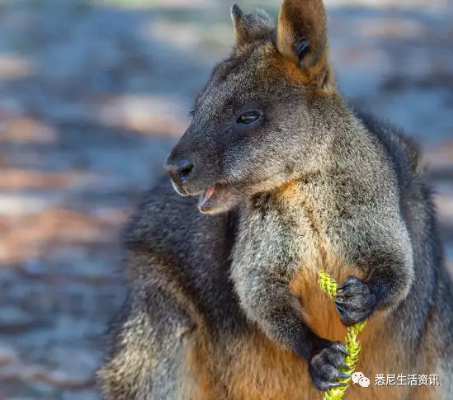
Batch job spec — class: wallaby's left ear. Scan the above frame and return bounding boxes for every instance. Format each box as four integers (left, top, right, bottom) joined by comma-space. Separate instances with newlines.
277, 0, 333, 89
231, 4, 274, 46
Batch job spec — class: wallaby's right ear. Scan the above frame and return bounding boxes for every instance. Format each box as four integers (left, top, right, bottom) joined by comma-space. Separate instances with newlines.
277, 0, 333, 89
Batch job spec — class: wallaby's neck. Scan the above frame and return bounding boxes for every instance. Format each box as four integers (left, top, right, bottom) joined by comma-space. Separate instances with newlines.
293, 92, 368, 177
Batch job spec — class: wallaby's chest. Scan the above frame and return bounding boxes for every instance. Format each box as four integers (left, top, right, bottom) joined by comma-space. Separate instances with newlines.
258, 183, 360, 338
268, 184, 343, 277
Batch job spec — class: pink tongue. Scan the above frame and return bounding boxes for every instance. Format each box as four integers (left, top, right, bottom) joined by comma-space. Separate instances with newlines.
199, 185, 216, 207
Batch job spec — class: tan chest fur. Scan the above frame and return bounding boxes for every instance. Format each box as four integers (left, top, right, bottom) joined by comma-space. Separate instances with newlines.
185, 326, 438, 400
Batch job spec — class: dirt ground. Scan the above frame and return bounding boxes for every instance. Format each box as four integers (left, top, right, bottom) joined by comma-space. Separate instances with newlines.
0, 0, 452, 399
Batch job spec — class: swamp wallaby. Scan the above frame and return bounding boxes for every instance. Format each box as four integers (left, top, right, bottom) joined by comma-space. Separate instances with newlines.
98, 0, 453, 399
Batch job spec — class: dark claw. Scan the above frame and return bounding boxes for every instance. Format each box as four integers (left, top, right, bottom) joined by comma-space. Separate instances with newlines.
334, 344, 349, 356
335, 303, 346, 314
327, 382, 347, 389
338, 281, 353, 290
338, 372, 350, 379
338, 277, 368, 291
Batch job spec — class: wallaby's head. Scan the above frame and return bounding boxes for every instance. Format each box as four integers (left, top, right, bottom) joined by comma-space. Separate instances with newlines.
166, 0, 342, 214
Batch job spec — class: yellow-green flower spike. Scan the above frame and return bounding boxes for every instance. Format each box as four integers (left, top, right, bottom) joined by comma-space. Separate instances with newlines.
318, 271, 367, 400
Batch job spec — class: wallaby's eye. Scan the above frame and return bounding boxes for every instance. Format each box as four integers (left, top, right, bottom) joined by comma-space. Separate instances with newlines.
237, 110, 261, 125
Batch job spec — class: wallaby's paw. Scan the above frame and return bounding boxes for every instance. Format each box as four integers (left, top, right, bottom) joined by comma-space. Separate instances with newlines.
309, 342, 349, 391
335, 276, 377, 326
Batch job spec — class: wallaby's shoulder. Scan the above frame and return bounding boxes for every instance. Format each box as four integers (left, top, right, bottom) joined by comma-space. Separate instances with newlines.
121, 175, 245, 334
354, 109, 423, 182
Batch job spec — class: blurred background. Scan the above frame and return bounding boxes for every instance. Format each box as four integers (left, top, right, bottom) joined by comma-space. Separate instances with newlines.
0, 0, 452, 398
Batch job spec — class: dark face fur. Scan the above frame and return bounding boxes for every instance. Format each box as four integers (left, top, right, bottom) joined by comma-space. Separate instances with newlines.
165, 1, 335, 214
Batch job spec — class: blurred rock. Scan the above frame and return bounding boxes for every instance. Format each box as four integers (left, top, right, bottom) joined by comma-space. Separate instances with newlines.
0, 306, 45, 334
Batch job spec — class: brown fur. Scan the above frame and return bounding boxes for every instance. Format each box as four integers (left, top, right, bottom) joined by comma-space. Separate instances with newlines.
178, 325, 433, 400
181, 332, 226, 400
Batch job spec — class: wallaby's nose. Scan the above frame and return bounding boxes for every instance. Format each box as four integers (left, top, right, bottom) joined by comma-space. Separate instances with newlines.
165, 159, 194, 185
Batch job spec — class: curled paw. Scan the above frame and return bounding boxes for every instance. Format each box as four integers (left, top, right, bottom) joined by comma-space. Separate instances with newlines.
335, 276, 377, 326
309, 342, 350, 391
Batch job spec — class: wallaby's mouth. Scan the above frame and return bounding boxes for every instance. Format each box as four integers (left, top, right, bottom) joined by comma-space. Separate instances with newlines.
197, 183, 240, 214
198, 184, 228, 213
198, 185, 216, 212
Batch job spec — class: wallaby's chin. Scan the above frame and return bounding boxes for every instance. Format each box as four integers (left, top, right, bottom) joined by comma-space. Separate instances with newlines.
171, 179, 190, 197
197, 183, 242, 215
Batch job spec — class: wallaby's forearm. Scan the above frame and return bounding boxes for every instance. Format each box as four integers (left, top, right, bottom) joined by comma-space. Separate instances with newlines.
233, 268, 323, 359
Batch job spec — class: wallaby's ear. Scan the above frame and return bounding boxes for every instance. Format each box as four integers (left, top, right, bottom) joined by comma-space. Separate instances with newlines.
231, 4, 274, 46
277, 0, 333, 89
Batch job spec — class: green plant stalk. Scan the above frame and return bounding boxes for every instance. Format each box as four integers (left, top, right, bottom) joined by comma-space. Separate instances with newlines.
318, 271, 367, 400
